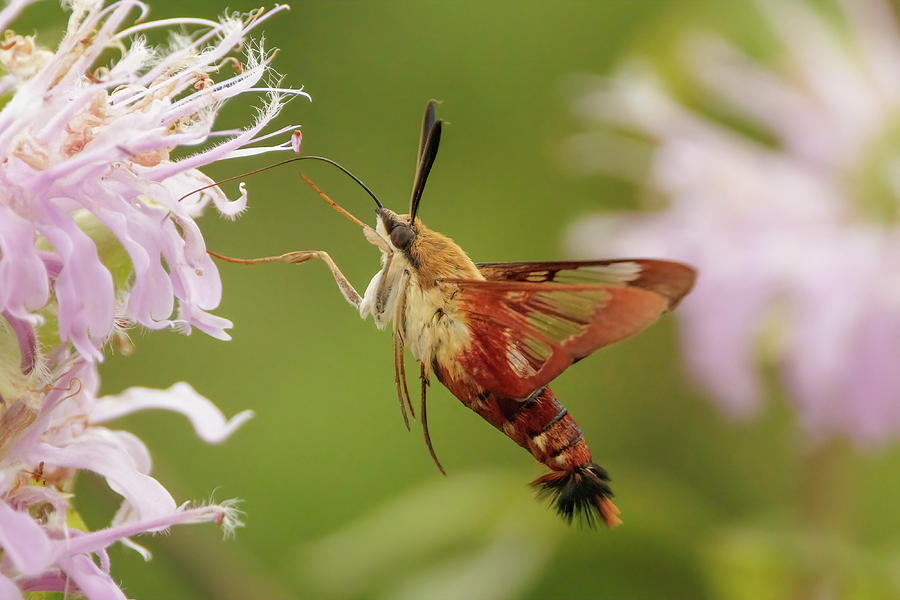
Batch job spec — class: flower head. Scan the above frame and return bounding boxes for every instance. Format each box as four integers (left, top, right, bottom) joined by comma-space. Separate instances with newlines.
566, 0, 900, 446
0, 0, 306, 359
0, 0, 304, 596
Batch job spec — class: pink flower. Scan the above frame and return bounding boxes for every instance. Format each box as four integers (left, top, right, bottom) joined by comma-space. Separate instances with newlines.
565, 0, 900, 446
0, 0, 305, 358
1, 361, 251, 597
0, 0, 303, 596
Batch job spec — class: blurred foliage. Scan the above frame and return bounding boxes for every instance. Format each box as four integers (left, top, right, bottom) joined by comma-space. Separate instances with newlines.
11, 0, 900, 598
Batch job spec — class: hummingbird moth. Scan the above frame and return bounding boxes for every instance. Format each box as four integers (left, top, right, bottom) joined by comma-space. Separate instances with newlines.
212, 101, 695, 528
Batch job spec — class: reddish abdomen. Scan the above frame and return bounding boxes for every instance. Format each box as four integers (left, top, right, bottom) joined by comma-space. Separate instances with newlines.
436, 368, 622, 527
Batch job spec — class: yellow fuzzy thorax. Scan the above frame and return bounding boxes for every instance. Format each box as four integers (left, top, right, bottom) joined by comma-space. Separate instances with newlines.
402, 216, 484, 287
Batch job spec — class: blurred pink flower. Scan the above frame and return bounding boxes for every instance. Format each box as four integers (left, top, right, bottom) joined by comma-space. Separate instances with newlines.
0, 0, 303, 596
566, 0, 900, 446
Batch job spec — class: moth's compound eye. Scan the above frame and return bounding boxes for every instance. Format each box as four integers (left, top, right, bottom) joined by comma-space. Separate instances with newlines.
390, 225, 415, 250
376, 208, 397, 233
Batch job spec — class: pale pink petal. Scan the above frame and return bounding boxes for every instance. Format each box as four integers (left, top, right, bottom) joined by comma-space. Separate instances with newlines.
210, 181, 247, 218
757, 0, 878, 139
148, 95, 287, 182
0, 1, 293, 596
13, 361, 99, 453
17, 572, 67, 594
841, 309, 900, 444
176, 306, 234, 340
26, 437, 176, 523
0, 203, 49, 319
89, 206, 176, 328
678, 277, 773, 418
0, 573, 23, 600
91, 383, 254, 443
568, 0, 900, 447
2, 311, 37, 374
54, 501, 243, 558
90, 428, 153, 475
119, 537, 152, 561
686, 36, 835, 164
56, 554, 126, 600
0, 0, 39, 31
8, 485, 66, 510
0, 503, 53, 576
33, 210, 113, 361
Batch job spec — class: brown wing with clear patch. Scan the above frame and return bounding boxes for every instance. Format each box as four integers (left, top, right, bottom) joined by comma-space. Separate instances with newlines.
439, 278, 675, 399
476, 259, 695, 309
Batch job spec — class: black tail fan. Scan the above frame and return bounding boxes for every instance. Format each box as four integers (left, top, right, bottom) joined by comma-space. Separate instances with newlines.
531, 462, 622, 528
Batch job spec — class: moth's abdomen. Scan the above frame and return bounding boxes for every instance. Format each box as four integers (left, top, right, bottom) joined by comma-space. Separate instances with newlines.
436, 370, 621, 527
512, 387, 590, 470
503, 386, 621, 528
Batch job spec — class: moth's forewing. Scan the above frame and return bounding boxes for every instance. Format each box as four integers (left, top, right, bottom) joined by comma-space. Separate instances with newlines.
438, 279, 672, 399
476, 259, 696, 309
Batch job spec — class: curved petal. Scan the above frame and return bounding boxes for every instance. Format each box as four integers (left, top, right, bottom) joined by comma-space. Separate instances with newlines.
0, 573, 23, 600
27, 436, 176, 523
0, 503, 53, 576
90, 382, 253, 443
56, 554, 127, 600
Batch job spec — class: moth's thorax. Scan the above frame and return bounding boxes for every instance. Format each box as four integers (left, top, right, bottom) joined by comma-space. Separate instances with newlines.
401, 281, 470, 377
358, 212, 482, 376
407, 222, 482, 287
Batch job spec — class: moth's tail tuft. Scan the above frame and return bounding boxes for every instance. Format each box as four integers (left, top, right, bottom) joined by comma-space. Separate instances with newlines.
531, 462, 622, 528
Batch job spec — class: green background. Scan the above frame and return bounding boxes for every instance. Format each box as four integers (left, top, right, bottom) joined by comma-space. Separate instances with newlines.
19, 0, 900, 598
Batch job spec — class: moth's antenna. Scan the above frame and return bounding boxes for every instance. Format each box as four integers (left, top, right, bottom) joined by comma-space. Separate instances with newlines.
409, 114, 441, 222
177, 155, 383, 208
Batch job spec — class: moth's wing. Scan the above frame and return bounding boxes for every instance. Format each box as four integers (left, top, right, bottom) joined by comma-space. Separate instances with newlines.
476, 259, 696, 309
439, 278, 675, 399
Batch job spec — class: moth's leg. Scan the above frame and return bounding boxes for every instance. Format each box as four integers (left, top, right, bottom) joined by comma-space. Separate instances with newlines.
398, 340, 414, 418
209, 249, 362, 309
391, 269, 415, 420
393, 332, 411, 431
374, 253, 394, 316
420, 364, 446, 475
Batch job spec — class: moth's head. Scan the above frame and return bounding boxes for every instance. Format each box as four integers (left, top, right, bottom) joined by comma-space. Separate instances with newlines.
374, 207, 419, 254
